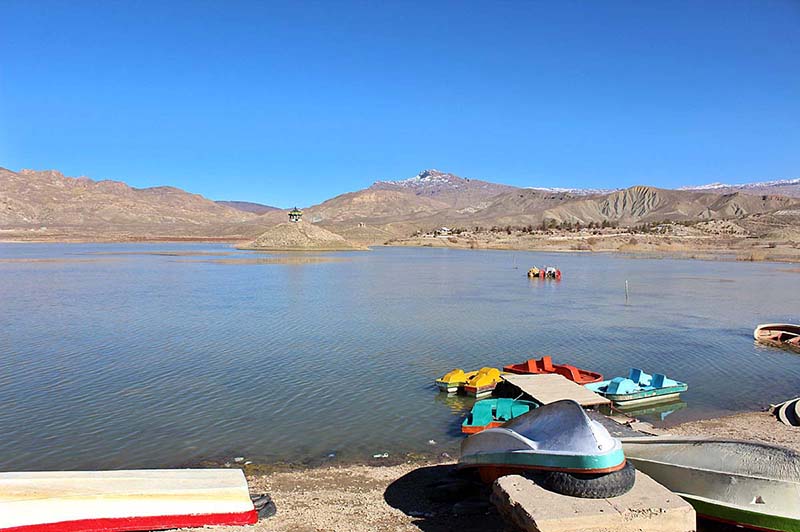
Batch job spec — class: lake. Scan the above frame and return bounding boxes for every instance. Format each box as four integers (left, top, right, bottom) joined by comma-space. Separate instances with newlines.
1, 243, 799, 470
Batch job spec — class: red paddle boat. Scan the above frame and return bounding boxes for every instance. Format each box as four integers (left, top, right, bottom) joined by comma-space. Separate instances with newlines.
502, 355, 603, 385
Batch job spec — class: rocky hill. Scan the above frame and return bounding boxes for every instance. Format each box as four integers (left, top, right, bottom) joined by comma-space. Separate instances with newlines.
540, 186, 799, 225
215, 200, 281, 215
304, 189, 450, 224
0, 167, 254, 239
370, 169, 518, 208
238, 221, 368, 251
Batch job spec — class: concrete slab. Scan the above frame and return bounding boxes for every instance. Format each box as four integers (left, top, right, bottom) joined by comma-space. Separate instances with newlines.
502, 374, 611, 407
491, 472, 695, 532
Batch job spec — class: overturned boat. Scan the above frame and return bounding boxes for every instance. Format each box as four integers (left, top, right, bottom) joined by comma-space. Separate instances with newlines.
503, 355, 603, 384
461, 398, 538, 434
585, 368, 687, 406
774, 397, 800, 427
755, 323, 800, 353
460, 399, 625, 482
621, 436, 800, 532
0, 469, 258, 532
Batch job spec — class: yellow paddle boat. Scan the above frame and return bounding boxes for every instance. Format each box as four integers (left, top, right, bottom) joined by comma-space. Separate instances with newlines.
464, 367, 504, 397
436, 368, 479, 393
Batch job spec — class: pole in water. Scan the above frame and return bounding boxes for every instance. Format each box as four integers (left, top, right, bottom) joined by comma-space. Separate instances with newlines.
625, 280, 629, 302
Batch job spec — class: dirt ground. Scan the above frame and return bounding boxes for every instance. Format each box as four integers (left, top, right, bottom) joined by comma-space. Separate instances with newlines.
188, 410, 798, 532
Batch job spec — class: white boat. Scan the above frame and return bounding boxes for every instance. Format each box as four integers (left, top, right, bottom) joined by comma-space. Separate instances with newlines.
0, 469, 258, 532
460, 400, 625, 482
754, 323, 800, 353
621, 436, 800, 531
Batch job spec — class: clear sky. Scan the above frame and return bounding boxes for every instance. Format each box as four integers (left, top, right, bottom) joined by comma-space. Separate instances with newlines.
1, 1, 798, 207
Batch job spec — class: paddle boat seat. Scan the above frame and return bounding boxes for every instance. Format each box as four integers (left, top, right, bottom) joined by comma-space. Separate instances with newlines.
470, 400, 494, 426
494, 398, 514, 421
607, 377, 637, 395
628, 368, 652, 386
510, 401, 531, 418
651, 373, 679, 388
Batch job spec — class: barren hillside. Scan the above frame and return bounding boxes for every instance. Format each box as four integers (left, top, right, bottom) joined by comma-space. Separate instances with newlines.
0, 167, 254, 239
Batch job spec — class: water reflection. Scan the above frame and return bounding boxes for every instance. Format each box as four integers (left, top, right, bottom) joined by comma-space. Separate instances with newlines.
600, 399, 688, 422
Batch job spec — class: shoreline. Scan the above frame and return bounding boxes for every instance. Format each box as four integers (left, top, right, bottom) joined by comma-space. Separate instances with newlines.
3, 234, 799, 264
188, 409, 799, 532
0, 238, 800, 264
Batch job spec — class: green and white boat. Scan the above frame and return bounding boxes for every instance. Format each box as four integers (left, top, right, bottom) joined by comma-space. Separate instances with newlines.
622, 436, 800, 532
460, 400, 626, 481
585, 368, 687, 406
461, 398, 538, 434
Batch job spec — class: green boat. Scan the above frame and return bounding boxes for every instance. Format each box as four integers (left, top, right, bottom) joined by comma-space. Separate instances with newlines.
461, 398, 538, 434
585, 368, 687, 406
622, 436, 800, 532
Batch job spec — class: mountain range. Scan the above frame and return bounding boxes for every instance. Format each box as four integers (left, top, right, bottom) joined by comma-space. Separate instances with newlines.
2, 166, 799, 243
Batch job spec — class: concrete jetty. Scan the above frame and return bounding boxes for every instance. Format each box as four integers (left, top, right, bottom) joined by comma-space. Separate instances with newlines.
491, 472, 695, 532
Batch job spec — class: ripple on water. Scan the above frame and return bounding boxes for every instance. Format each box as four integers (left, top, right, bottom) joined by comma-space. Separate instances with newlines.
1, 244, 799, 470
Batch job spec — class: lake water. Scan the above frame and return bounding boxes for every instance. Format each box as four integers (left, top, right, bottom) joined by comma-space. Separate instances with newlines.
1, 243, 799, 471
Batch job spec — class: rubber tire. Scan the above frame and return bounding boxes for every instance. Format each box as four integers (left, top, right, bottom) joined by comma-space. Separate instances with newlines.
528, 461, 636, 499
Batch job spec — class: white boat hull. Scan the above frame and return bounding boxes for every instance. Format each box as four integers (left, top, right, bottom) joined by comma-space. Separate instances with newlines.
0, 469, 258, 532
622, 437, 800, 531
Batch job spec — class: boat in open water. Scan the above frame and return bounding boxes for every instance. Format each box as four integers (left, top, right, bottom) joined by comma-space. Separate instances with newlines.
461, 398, 538, 434
621, 436, 800, 532
460, 399, 625, 482
585, 368, 687, 406
755, 323, 800, 353
503, 355, 602, 384
0, 469, 258, 532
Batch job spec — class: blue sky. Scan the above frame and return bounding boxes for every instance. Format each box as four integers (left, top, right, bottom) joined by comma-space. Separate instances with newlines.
1, 1, 798, 207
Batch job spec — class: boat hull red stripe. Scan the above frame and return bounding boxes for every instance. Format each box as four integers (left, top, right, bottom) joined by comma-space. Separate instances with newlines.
1, 510, 259, 532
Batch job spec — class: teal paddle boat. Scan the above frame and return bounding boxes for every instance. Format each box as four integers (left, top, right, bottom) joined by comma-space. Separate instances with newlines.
461, 398, 538, 434
459, 399, 626, 482
585, 368, 687, 406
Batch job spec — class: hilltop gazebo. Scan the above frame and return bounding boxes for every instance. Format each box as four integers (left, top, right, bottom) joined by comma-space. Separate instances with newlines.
288, 207, 303, 223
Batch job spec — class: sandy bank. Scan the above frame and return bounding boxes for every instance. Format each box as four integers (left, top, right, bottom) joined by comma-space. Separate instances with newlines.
190, 410, 797, 532
388, 229, 800, 263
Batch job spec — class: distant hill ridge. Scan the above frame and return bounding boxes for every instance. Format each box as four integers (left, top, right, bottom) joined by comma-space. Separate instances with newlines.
679, 178, 800, 198
3, 165, 799, 241
216, 200, 281, 214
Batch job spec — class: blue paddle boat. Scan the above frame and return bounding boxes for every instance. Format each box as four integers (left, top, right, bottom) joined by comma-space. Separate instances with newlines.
461, 398, 538, 434
585, 368, 687, 406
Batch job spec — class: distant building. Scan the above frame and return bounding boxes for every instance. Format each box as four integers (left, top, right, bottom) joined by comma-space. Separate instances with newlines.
436, 227, 451, 236
288, 207, 303, 223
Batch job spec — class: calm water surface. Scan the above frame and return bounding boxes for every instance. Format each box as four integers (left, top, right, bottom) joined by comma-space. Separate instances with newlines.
1, 243, 799, 470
